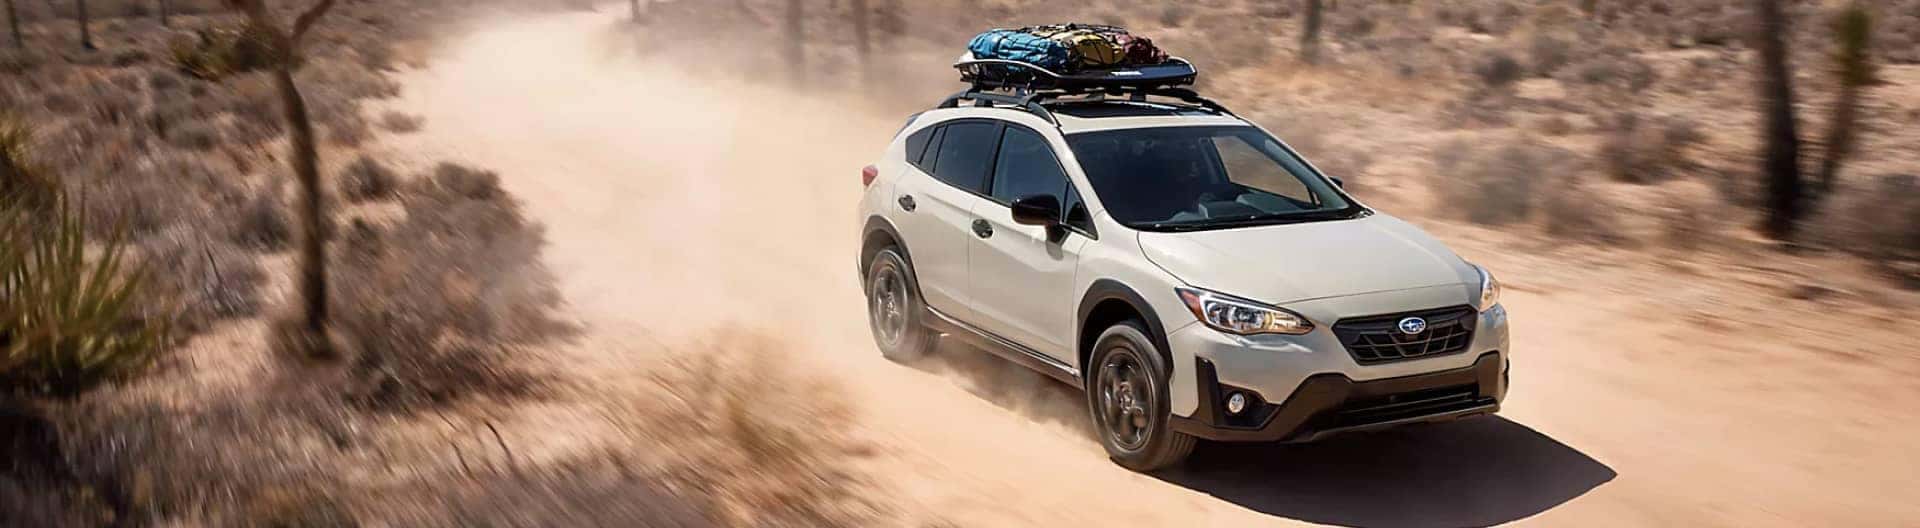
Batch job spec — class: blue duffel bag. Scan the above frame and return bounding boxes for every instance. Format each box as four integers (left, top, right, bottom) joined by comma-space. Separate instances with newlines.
968, 29, 1071, 71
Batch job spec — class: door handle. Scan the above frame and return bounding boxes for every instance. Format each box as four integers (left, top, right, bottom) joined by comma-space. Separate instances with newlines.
972, 219, 994, 239
897, 195, 917, 212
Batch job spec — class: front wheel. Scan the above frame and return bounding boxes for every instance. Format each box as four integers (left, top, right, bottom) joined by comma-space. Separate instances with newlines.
865, 247, 937, 361
1087, 321, 1195, 472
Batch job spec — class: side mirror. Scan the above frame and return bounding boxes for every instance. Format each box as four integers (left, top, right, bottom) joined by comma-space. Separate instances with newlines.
1329, 176, 1346, 188
1010, 194, 1063, 227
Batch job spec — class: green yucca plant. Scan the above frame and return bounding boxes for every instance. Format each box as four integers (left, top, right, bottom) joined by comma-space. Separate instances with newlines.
0, 197, 167, 399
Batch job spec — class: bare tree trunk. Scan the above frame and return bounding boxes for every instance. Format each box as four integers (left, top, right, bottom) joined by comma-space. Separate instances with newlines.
158, 0, 170, 27
851, 0, 869, 81
1755, 0, 1803, 240
1300, 0, 1323, 64
273, 64, 330, 350
1815, 3, 1876, 198
6, 0, 21, 48
77, 0, 93, 50
629, 0, 638, 22
785, 0, 803, 86
226, 0, 340, 357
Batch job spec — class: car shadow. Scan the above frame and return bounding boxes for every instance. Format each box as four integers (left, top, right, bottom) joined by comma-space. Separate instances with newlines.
1157, 417, 1615, 528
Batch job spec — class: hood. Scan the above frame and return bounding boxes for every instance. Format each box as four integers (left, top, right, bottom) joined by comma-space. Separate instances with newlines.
1138, 214, 1477, 305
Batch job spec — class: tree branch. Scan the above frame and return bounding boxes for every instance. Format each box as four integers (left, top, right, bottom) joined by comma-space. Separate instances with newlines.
290, 0, 336, 41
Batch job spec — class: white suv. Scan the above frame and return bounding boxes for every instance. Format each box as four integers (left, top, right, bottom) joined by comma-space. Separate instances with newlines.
856, 87, 1510, 471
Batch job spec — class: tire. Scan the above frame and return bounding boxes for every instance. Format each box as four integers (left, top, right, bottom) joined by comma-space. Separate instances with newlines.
1086, 320, 1196, 472
865, 247, 937, 361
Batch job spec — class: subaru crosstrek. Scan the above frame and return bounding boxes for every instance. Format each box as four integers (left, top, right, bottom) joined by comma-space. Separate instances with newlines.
856, 91, 1510, 471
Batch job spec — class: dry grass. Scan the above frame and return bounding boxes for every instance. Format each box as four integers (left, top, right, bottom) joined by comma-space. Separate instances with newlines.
339, 154, 400, 202
630, 329, 880, 527
1599, 112, 1705, 184
1431, 137, 1580, 227
330, 163, 565, 411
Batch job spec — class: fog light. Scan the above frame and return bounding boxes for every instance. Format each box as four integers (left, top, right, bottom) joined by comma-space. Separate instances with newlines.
1226, 392, 1249, 415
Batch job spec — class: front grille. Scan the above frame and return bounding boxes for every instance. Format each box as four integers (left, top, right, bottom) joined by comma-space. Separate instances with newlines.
1332, 306, 1477, 364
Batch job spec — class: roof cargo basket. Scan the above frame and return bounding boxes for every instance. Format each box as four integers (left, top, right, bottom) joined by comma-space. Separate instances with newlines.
940, 54, 1229, 126
954, 53, 1199, 92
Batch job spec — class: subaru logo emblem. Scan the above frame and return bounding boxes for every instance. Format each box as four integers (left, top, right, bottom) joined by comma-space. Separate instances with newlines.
1398, 317, 1428, 335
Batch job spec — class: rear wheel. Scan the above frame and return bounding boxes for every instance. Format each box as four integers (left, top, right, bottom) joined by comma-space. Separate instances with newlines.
1087, 321, 1195, 472
865, 247, 937, 361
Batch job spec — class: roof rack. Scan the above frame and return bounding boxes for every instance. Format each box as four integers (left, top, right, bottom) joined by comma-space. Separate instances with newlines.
936, 85, 1234, 126
941, 54, 1230, 126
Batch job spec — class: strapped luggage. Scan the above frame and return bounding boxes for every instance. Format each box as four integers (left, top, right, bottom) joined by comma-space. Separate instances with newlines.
1113, 34, 1169, 66
969, 24, 1169, 73
968, 29, 1072, 72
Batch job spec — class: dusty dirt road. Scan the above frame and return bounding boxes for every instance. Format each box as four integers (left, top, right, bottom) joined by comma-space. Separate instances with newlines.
383, 10, 1920, 527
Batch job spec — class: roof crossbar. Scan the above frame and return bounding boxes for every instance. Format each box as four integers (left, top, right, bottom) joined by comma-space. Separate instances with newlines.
937, 86, 1235, 127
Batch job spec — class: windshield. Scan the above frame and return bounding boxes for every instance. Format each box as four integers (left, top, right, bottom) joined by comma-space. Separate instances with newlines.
1065, 126, 1363, 231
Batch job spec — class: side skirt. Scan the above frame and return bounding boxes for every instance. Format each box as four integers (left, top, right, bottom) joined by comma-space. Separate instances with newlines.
923, 306, 1085, 390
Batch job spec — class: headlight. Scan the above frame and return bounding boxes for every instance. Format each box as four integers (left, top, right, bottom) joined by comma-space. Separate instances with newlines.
1473, 264, 1501, 312
1176, 287, 1314, 336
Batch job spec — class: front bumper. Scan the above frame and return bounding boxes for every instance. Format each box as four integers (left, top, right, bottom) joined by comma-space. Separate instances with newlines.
1170, 351, 1507, 442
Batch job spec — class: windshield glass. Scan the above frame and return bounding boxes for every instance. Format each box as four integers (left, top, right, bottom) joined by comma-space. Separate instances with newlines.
1065, 126, 1361, 231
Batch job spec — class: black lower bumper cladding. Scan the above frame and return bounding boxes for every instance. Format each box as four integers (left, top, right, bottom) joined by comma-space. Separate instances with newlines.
1170, 352, 1507, 443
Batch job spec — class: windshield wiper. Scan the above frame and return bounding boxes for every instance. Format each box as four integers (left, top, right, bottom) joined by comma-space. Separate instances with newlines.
1141, 208, 1366, 232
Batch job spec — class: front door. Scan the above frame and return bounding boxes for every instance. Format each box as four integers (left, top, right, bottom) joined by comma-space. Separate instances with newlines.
968, 125, 1086, 362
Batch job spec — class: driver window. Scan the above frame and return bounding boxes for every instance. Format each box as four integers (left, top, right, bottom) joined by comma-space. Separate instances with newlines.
990, 126, 1069, 205
1212, 136, 1315, 205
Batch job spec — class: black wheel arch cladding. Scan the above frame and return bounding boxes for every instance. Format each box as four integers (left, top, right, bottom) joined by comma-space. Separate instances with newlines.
1078, 279, 1174, 379
861, 216, 911, 283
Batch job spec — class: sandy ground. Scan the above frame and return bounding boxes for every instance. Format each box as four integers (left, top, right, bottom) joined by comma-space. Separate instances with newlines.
380, 9, 1920, 527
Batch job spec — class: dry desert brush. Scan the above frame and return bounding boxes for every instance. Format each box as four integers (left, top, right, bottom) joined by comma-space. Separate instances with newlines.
329, 163, 566, 411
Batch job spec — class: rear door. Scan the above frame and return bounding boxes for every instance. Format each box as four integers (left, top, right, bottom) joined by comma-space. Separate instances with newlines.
891, 120, 1001, 321
967, 124, 1088, 361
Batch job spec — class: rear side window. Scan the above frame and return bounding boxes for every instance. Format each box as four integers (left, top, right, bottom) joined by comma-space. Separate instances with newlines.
931, 122, 1001, 194
904, 126, 936, 167
990, 126, 1069, 205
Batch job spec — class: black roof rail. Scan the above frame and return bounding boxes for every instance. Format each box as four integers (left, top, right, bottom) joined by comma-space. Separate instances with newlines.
935, 86, 1236, 127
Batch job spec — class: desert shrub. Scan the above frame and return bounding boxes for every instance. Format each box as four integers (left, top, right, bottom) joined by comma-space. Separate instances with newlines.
1528, 33, 1573, 76
1475, 50, 1524, 90
325, 109, 372, 147
0, 119, 59, 211
1598, 113, 1703, 184
170, 25, 281, 80
380, 111, 423, 133
330, 163, 562, 410
339, 155, 399, 202
232, 188, 292, 251
422, 162, 505, 202
1431, 137, 1580, 226
1562, 54, 1659, 93
0, 200, 167, 399
166, 120, 222, 151
1659, 180, 1724, 251
224, 76, 288, 144
147, 69, 186, 94
109, 48, 152, 68
139, 230, 265, 332
1534, 115, 1575, 136
1539, 175, 1623, 244
633, 330, 878, 526
1813, 174, 1920, 282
